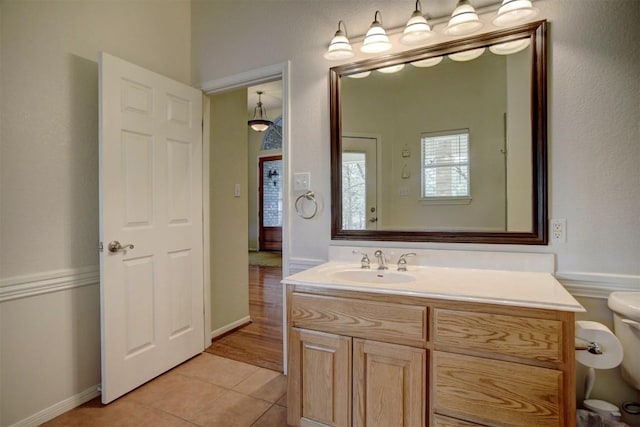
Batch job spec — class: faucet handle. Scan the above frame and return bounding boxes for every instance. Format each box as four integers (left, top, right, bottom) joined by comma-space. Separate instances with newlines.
374, 249, 388, 262
397, 253, 416, 271
352, 250, 371, 269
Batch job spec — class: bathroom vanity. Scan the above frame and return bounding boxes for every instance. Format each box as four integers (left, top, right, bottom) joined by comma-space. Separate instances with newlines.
284, 261, 584, 427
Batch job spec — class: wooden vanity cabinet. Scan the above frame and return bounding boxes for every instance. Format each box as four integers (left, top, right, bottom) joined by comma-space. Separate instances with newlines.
286, 285, 576, 427
287, 288, 427, 427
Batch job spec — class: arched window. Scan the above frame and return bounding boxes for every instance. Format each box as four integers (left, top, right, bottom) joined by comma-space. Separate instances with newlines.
261, 116, 283, 150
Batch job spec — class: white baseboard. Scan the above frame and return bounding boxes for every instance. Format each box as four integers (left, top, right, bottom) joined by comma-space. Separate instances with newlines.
210, 315, 252, 339
9, 384, 100, 427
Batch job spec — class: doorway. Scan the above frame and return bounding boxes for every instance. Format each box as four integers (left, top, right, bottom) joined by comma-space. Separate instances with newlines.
202, 66, 288, 373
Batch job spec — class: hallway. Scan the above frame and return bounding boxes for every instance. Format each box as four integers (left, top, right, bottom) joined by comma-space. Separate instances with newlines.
206, 264, 283, 372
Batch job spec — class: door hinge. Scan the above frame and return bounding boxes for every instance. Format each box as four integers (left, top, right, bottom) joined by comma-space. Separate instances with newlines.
98, 241, 104, 252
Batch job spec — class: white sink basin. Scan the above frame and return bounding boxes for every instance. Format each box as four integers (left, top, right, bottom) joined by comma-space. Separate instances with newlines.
331, 269, 416, 284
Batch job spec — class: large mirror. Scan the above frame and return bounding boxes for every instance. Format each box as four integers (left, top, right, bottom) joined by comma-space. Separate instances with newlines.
331, 20, 547, 244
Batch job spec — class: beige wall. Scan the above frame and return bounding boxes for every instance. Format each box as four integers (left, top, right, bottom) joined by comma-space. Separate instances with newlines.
0, 0, 191, 279
0, 1, 191, 425
209, 89, 250, 331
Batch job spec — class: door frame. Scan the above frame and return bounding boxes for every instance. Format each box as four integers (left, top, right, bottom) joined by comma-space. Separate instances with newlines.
199, 62, 291, 370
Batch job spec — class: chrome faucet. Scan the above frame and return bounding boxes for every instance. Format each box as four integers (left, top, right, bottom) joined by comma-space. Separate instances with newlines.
397, 253, 416, 271
373, 250, 388, 270
352, 250, 370, 269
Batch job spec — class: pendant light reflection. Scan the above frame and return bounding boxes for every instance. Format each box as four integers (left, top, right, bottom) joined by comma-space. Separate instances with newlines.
377, 64, 405, 74
248, 91, 272, 132
324, 20, 355, 60
489, 38, 530, 55
448, 47, 486, 62
400, 0, 434, 46
493, 0, 539, 26
410, 56, 443, 68
346, 71, 372, 79
444, 0, 483, 37
361, 11, 391, 53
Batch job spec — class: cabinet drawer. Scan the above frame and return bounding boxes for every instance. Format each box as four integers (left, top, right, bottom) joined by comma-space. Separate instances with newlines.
433, 414, 484, 427
290, 293, 427, 347
433, 352, 563, 426
434, 309, 562, 363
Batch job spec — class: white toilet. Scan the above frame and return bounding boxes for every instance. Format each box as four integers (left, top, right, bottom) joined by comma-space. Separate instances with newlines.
608, 291, 640, 391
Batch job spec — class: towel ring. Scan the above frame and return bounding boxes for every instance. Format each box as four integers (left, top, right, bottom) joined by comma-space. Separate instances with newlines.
295, 191, 318, 219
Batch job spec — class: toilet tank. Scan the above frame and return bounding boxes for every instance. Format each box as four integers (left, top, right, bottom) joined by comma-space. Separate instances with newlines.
608, 291, 640, 391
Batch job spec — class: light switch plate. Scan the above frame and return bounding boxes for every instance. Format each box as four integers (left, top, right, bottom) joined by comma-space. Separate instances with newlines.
294, 172, 311, 191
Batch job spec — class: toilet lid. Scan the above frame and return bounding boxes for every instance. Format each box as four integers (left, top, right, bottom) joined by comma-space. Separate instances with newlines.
584, 399, 620, 415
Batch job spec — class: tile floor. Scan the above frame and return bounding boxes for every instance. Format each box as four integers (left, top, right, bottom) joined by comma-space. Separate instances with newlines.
42, 353, 287, 426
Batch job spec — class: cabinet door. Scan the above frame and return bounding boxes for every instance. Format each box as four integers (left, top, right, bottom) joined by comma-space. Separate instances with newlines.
353, 339, 425, 427
288, 328, 352, 427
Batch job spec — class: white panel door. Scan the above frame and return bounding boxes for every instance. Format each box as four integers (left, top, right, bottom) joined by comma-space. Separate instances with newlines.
99, 52, 204, 403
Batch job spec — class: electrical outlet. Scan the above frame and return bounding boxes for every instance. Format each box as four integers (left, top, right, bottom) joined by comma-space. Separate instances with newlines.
550, 218, 566, 243
294, 172, 311, 191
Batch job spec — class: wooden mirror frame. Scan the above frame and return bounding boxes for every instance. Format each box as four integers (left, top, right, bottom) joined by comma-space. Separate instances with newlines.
330, 20, 547, 244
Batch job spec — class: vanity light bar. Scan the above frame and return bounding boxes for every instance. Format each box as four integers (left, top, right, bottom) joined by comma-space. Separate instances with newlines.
324, 0, 539, 60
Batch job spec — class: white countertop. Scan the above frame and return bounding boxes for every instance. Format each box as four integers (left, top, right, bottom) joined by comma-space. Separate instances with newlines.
283, 261, 585, 312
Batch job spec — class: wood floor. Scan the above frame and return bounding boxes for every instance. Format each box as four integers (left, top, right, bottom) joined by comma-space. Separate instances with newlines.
205, 264, 284, 372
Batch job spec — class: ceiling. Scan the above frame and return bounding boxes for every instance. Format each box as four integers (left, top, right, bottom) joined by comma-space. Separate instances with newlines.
247, 80, 282, 116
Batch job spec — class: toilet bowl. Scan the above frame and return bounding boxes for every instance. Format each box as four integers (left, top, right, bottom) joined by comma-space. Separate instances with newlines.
608, 291, 640, 391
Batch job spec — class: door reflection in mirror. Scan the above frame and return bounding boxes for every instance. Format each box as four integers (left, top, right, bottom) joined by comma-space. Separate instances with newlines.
342, 136, 378, 230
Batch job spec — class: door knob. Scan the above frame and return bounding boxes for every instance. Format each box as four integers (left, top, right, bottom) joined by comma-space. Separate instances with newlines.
108, 240, 134, 253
